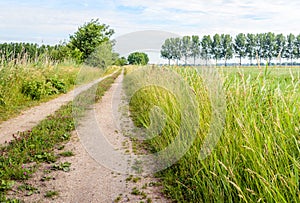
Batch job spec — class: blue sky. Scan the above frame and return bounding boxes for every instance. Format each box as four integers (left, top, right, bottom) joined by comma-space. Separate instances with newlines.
1, 0, 299, 46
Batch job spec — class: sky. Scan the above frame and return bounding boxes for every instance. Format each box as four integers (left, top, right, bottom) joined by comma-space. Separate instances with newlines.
1, 0, 300, 63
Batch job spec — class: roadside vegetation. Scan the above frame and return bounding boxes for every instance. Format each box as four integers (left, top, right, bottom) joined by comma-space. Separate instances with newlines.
126, 65, 300, 202
0, 70, 121, 202
0, 19, 126, 122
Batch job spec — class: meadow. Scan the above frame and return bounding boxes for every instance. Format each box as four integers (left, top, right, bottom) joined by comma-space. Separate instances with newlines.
126, 65, 300, 202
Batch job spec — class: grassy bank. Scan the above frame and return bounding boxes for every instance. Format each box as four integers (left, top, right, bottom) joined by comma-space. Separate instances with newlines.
0, 60, 116, 122
125, 66, 300, 202
0, 70, 121, 202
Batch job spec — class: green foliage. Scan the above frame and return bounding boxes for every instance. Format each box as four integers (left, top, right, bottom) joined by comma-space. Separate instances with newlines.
114, 56, 128, 66
51, 162, 71, 172
181, 36, 191, 65
68, 19, 114, 63
21, 77, 66, 100
126, 66, 300, 202
201, 35, 212, 65
161, 38, 174, 65
221, 34, 233, 66
86, 41, 115, 69
161, 32, 300, 66
0, 42, 69, 63
44, 190, 59, 198
127, 52, 149, 65
212, 33, 222, 64
190, 35, 201, 65
0, 61, 105, 122
234, 33, 247, 65
285, 33, 296, 63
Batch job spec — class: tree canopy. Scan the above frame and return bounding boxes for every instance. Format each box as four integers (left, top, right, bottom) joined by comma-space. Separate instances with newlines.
68, 19, 114, 63
127, 52, 149, 65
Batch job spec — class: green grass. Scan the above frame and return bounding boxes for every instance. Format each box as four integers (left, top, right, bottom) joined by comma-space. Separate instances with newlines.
44, 190, 59, 198
0, 70, 121, 202
125, 65, 300, 202
0, 59, 115, 122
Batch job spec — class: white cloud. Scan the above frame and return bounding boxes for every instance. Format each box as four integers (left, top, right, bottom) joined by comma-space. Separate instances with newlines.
0, 0, 300, 45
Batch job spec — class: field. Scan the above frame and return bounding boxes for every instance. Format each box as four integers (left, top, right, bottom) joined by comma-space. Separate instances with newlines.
126, 65, 300, 202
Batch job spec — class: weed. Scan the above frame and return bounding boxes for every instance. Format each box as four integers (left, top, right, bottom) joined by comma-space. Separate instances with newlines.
131, 187, 141, 195
51, 162, 71, 172
59, 151, 74, 157
40, 176, 54, 182
17, 183, 39, 196
44, 190, 59, 198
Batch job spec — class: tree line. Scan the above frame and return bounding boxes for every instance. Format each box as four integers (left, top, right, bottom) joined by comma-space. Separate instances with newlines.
161, 33, 300, 66
0, 19, 130, 68
0, 42, 66, 62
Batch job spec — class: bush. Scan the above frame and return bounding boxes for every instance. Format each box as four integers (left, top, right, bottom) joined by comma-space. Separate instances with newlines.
21, 78, 66, 100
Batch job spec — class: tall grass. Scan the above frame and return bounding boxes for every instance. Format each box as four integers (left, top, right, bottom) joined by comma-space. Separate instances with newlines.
0, 59, 109, 122
126, 66, 300, 202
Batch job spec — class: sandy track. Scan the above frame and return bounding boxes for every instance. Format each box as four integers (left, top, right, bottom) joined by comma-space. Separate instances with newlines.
6, 72, 170, 202
0, 73, 115, 144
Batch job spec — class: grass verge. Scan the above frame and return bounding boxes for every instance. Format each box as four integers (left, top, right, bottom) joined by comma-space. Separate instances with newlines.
125, 66, 300, 202
0, 60, 117, 122
0, 70, 121, 202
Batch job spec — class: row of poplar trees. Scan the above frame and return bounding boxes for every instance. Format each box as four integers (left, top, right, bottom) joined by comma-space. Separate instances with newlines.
160, 33, 300, 66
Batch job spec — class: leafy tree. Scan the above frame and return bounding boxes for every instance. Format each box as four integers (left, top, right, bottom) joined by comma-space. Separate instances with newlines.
114, 56, 128, 66
285, 33, 296, 64
161, 38, 174, 65
211, 34, 222, 65
181, 36, 191, 65
190, 35, 201, 66
86, 41, 115, 69
127, 52, 149, 65
246, 33, 257, 65
274, 34, 286, 65
171, 38, 182, 65
68, 19, 114, 63
201, 35, 212, 66
295, 34, 300, 61
49, 44, 70, 62
221, 34, 233, 66
234, 33, 247, 66
256, 33, 266, 63
262, 32, 276, 64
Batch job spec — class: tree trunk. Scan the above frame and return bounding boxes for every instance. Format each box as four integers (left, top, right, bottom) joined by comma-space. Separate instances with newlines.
185, 56, 187, 66
194, 56, 196, 66
279, 57, 281, 66
168, 59, 170, 66
239, 56, 242, 66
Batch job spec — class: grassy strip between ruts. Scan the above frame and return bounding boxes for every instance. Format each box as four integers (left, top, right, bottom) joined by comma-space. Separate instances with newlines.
0, 69, 121, 202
